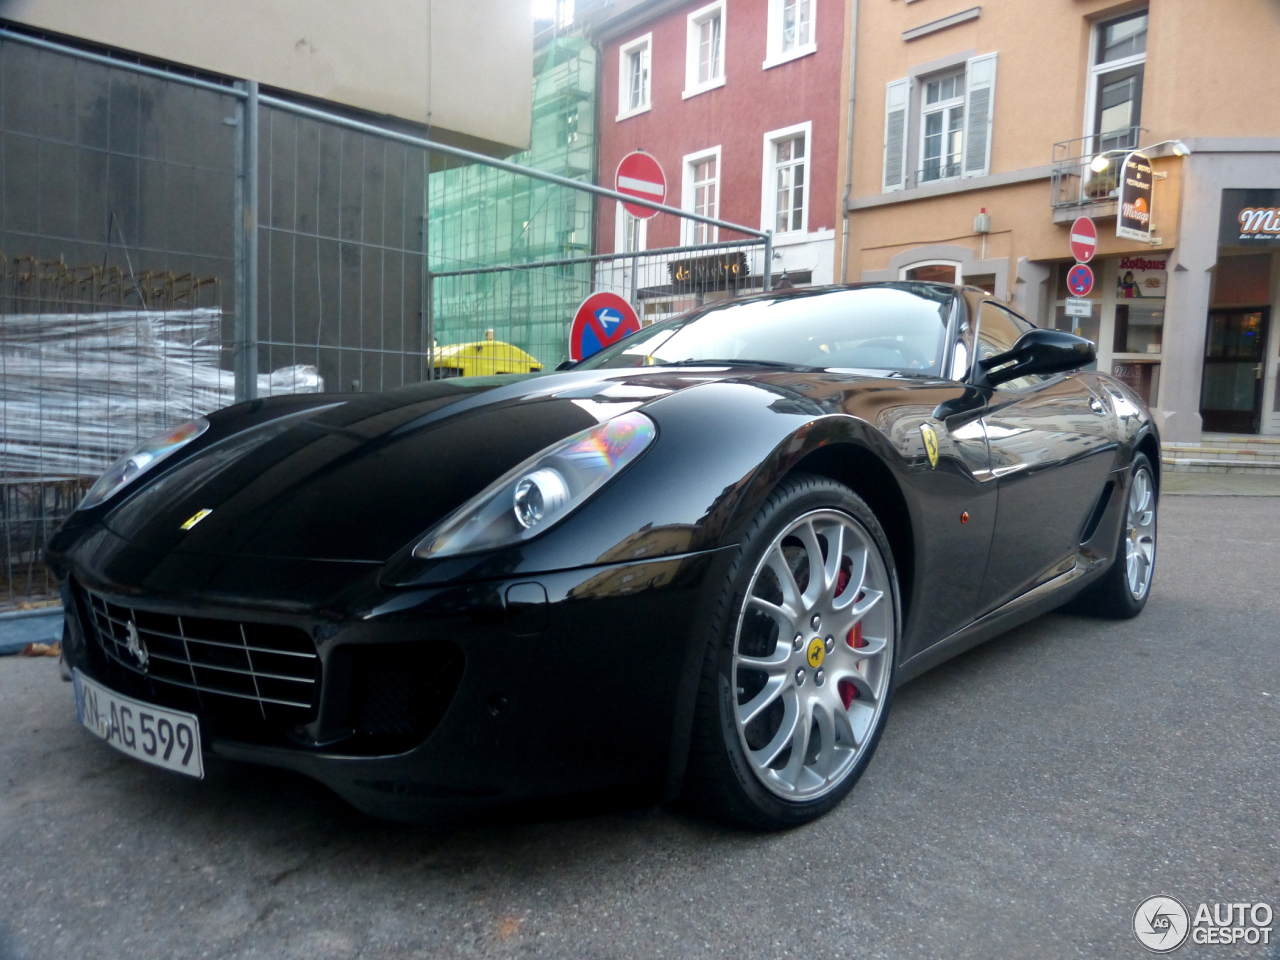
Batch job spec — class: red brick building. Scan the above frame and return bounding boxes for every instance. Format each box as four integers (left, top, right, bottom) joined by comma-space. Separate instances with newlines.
589, 0, 846, 303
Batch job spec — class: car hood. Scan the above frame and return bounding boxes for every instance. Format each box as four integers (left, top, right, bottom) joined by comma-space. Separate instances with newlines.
100, 368, 783, 563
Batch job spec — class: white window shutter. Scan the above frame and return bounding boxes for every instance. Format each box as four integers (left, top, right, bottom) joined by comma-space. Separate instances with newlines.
882, 78, 909, 192
962, 53, 997, 178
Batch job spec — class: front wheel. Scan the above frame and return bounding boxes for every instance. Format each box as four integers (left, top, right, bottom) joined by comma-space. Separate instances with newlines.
683, 474, 899, 829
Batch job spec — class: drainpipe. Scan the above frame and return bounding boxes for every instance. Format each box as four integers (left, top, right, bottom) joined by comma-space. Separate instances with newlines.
839, 0, 860, 283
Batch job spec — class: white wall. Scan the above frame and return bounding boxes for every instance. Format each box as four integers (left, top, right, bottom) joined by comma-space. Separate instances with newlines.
0, 0, 532, 154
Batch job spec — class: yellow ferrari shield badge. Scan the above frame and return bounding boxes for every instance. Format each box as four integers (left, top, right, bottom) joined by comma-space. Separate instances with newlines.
920, 423, 940, 468
180, 508, 212, 531
806, 638, 826, 669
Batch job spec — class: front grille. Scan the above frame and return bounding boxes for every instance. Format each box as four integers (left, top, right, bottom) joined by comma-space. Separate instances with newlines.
348, 641, 465, 752
78, 586, 320, 728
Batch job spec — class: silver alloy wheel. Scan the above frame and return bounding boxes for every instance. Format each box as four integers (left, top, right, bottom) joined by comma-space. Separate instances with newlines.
1125, 467, 1157, 600
731, 509, 894, 802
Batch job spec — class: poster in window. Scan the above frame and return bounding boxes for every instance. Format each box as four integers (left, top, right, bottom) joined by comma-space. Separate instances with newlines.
1116, 255, 1167, 299
1116, 152, 1153, 242
1219, 189, 1280, 246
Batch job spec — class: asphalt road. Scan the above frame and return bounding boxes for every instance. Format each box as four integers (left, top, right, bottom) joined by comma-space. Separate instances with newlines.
2, 496, 1277, 960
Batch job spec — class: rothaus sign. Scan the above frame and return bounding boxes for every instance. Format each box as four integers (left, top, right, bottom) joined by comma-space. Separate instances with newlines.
1220, 189, 1280, 246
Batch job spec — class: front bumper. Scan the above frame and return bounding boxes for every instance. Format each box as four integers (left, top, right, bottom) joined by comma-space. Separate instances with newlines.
57, 530, 729, 820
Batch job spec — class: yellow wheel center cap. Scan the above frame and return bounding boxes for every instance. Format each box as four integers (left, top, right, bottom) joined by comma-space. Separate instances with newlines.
806, 638, 825, 669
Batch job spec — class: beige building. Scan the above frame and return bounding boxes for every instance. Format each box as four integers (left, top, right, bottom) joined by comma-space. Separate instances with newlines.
836, 0, 1280, 441
0, 0, 533, 154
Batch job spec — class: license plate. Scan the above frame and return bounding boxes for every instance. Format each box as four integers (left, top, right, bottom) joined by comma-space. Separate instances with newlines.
73, 669, 204, 778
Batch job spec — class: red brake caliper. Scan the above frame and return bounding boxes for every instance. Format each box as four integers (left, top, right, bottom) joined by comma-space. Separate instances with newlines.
839, 591, 867, 710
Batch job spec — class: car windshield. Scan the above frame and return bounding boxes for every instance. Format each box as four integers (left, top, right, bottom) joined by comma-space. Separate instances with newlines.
577, 284, 956, 376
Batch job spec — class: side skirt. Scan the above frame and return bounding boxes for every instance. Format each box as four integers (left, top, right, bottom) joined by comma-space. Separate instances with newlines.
894, 551, 1107, 685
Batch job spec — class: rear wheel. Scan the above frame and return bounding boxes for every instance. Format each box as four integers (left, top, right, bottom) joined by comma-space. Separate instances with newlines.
1074, 452, 1157, 618
683, 474, 899, 829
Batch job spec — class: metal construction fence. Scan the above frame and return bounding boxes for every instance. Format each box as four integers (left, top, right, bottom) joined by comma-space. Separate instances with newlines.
0, 26, 771, 604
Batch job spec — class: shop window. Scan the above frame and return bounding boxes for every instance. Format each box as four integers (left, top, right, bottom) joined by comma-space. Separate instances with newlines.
965, 273, 997, 295
1113, 303, 1164, 354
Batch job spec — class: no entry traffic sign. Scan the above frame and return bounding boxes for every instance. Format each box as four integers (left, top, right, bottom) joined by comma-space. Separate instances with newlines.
1070, 216, 1097, 263
1066, 263, 1095, 298
615, 151, 667, 220
570, 292, 641, 361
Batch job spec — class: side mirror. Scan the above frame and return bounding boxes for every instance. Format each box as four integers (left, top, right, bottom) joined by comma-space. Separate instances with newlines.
979, 328, 1095, 386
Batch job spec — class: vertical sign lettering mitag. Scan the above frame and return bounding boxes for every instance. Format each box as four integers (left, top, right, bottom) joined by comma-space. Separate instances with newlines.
1117, 152, 1153, 242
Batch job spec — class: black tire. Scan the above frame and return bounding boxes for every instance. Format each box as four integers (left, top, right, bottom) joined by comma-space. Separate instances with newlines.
682, 473, 901, 830
1072, 452, 1157, 619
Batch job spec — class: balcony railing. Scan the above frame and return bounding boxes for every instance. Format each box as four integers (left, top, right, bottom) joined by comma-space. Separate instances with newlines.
1050, 126, 1144, 209
917, 160, 962, 185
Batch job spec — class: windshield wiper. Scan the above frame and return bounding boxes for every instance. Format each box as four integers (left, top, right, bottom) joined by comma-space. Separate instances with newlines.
661, 358, 807, 369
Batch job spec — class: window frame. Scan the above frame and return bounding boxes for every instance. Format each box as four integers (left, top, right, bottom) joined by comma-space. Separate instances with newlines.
1083, 9, 1147, 155
616, 33, 653, 121
763, 0, 817, 70
918, 69, 966, 184
614, 201, 648, 254
683, 0, 727, 99
898, 260, 961, 284
681, 145, 722, 245
760, 120, 812, 239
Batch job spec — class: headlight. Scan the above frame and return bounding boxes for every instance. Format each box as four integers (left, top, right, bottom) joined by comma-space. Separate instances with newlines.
79, 418, 210, 510
415, 411, 656, 559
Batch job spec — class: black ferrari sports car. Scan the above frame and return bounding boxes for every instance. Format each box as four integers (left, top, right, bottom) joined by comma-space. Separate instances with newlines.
49, 282, 1159, 828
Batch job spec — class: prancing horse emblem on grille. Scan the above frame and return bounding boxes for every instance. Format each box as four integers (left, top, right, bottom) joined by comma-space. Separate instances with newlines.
124, 620, 149, 670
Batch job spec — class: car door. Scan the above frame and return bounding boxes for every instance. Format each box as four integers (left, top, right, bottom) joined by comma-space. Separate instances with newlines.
867, 292, 996, 661
975, 301, 1117, 614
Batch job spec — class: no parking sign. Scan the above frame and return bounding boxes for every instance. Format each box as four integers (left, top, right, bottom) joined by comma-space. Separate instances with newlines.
569, 292, 641, 361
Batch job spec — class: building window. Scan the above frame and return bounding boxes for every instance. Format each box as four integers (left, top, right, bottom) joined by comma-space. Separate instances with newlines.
683, 147, 721, 244
761, 122, 811, 235
683, 2, 726, 98
615, 202, 648, 254
1089, 10, 1146, 155
882, 54, 997, 193
617, 34, 651, 119
920, 71, 965, 183
900, 261, 959, 284
764, 0, 816, 68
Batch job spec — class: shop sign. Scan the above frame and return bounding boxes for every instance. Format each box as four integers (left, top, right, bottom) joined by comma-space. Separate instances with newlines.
668, 252, 750, 292
1116, 152, 1154, 242
1116, 255, 1167, 299
1219, 189, 1280, 246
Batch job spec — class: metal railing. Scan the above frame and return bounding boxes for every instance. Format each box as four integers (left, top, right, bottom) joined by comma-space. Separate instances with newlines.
1050, 125, 1145, 208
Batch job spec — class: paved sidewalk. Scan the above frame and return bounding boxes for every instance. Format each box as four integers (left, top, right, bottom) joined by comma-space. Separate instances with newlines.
1161, 472, 1280, 496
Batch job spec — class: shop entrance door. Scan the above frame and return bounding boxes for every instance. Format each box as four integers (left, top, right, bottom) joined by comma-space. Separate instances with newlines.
1200, 308, 1270, 434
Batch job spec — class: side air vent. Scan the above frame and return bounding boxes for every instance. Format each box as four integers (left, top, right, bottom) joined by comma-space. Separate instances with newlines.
1080, 480, 1115, 544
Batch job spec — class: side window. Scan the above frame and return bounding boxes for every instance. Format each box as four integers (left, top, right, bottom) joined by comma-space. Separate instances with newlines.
976, 301, 1041, 390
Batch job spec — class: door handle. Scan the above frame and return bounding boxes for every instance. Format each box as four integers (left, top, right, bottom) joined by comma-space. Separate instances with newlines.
1089, 396, 1106, 414
1257, 363, 1264, 380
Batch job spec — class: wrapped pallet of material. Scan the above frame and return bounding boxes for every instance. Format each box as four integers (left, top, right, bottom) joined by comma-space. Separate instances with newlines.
0, 307, 323, 478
